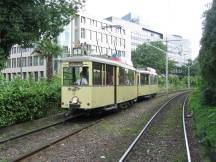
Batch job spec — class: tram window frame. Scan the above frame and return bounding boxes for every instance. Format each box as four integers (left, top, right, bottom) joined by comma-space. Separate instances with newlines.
93, 62, 104, 86
106, 64, 114, 85
140, 74, 149, 85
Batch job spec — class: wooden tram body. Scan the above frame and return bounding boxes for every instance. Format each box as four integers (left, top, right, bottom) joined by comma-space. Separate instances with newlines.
61, 56, 158, 111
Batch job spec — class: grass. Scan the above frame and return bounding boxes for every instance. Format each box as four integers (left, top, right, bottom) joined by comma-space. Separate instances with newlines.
189, 88, 216, 161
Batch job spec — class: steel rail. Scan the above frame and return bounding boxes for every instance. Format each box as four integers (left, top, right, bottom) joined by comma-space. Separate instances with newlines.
0, 113, 82, 144
11, 118, 103, 162
182, 96, 191, 162
118, 92, 186, 162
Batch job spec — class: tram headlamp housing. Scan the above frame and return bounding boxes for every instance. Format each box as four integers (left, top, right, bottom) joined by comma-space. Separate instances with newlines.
71, 96, 79, 104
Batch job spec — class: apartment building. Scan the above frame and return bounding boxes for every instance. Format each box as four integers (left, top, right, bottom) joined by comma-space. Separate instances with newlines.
167, 35, 192, 66
106, 13, 164, 51
1, 45, 46, 81
58, 12, 131, 65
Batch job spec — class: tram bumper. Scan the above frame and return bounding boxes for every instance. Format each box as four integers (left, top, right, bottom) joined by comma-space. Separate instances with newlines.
69, 104, 80, 110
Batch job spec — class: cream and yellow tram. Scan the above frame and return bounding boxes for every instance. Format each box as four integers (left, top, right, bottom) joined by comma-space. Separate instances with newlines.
61, 55, 137, 112
136, 68, 159, 100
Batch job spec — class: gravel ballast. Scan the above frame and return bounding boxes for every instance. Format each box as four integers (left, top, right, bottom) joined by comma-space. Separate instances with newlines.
18, 93, 183, 162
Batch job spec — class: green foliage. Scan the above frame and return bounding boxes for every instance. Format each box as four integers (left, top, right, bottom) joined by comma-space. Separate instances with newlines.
0, 0, 83, 70
132, 41, 176, 74
0, 75, 61, 128
33, 39, 63, 58
32, 39, 63, 82
199, 1, 216, 105
190, 88, 216, 160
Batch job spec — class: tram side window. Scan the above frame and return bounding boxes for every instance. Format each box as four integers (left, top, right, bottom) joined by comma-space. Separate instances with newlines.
127, 70, 134, 85
119, 68, 134, 85
150, 75, 157, 85
106, 65, 113, 85
93, 62, 102, 85
140, 74, 149, 85
119, 67, 126, 85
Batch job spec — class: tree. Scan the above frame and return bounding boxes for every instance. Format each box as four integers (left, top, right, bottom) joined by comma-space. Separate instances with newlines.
32, 39, 63, 82
199, 0, 216, 105
0, 0, 83, 70
132, 41, 176, 74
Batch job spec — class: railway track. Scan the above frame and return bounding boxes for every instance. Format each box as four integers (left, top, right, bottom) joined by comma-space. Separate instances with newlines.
118, 92, 191, 162
0, 113, 83, 145
0, 89, 183, 145
11, 118, 103, 162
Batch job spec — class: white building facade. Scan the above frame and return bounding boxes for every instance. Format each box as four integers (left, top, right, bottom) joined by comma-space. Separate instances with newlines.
106, 13, 164, 51
1, 45, 46, 81
58, 12, 131, 65
167, 35, 192, 67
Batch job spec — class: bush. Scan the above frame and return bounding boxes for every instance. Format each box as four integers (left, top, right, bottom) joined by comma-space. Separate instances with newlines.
190, 88, 216, 160
0, 75, 61, 128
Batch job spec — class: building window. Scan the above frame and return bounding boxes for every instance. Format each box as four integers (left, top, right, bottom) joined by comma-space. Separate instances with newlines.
8, 73, 11, 81
87, 18, 91, 25
23, 72, 27, 79
40, 71, 44, 80
34, 71, 38, 81
12, 58, 16, 68
28, 56, 32, 66
81, 28, 86, 39
92, 31, 96, 41
7, 59, 11, 68
17, 58, 21, 67
39, 57, 44, 66
33, 56, 38, 66
22, 57, 27, 67
81, 16, 86, 24
17, 47, 21, 53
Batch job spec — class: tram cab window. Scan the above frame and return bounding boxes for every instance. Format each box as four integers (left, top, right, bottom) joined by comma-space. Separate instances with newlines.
63, 66, 89, 86
93, 62, 103, 85
106, 65, 113, 85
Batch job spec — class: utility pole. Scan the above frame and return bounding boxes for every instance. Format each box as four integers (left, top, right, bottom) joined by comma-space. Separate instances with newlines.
188, 66, 190, 89
165, 39, 169, 97
20, 46, 23, 79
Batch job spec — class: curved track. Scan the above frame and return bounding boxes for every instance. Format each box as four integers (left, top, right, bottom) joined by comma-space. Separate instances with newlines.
118, 92, 191, 162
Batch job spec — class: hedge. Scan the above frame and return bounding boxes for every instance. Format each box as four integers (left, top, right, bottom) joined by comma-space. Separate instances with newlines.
0, 75, 61, 128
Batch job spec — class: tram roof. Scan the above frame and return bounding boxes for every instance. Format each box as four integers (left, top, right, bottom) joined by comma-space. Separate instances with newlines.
136, 69, 157, 75
61, 55, 136, 70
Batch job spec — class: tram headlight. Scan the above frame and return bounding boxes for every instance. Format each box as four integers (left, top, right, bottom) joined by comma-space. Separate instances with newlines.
71, 96, 79, 104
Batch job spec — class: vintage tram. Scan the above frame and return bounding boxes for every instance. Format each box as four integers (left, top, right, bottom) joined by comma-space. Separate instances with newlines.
61, 55, 158, 113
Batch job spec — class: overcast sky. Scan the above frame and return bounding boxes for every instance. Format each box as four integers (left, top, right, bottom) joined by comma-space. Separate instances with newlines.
85, 0, 212, 59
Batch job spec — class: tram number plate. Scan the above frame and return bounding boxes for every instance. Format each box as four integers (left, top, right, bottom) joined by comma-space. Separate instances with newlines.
69, 62, 83, 67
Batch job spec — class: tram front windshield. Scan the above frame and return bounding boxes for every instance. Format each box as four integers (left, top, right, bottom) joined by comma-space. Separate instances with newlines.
63, 66, 89, 86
